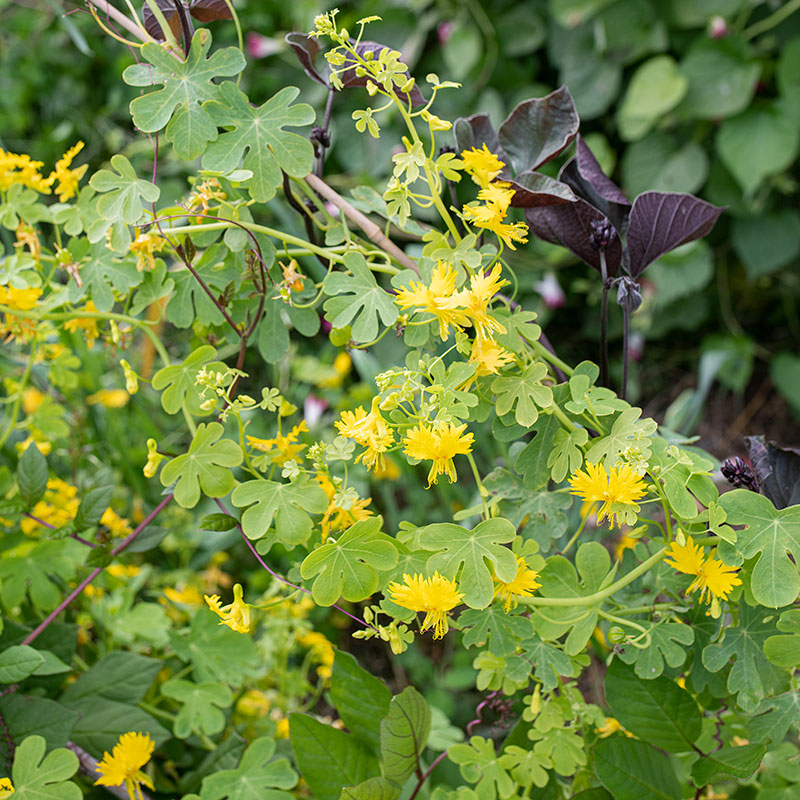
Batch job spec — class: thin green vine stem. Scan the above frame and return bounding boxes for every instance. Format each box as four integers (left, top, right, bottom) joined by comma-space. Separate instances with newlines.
530, 339, 574, 377
560, 506, 593, 556
465, 452, 490, 519
0, 340, 39, 450
521, 547, 666, 608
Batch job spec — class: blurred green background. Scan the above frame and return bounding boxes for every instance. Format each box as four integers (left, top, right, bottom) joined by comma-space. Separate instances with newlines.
2, 0, 800, 452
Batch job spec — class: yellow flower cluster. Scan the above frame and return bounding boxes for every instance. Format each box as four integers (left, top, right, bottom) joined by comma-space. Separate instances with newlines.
568, 461, 648, 530
129, 229, 166, 272
297, 630, 335, 679
316, 472, 373, 543
0, 284, 41, 343
335, 397, 394, 472
64, 300, 100, 348
88, 389, 130, 409
95, 731, 154, 799
0, 142, 87, 200
205, 583, 251, 633
21, 477, 79, 536
247, 420, 308, 465
403, 421, 474, 486
459, 144, 529, 250
493, 555, 541, 612
665, 538, 741, 612
388, 571, 464, 639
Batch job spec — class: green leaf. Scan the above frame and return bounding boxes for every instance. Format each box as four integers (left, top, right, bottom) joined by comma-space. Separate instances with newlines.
200, 737, 297, 800
616, 55, 688, 141
617, 621, 694, 678
17, 441, 47, 507
731, 210, 800, 280
594, 736, 680, 800
547, 428, 588, 483
199, 512, 239, 532
380, 687, 431, 784
300, 517, 398, 606
10, 735, 81, 800
322, 252, 399, 343
0, 645, 44, 684
491, 362, 553, 427
257, 293, 290, 364
764, 609, 800, 669
330, 652, 391, 750
702, 602, 786, 712
459, 607, 533, 657
129, 258, 175, 315
73, 483, 114, 531
202, 82, 314, 202
339, 777, 401, 800
513, 413, 561, 490
519, 638, 579, 693
289, 714, 380, 800
604, 659, 701, 753
717, 103, 800, 195
718, 489, 800, 608
0, 695, 78, 765
448, 736, 515, 799
691, 743, 766, 785
498, 744, 551, 792
584, 407, 657, 467
65, 697, 170, 753
67, 240, 143, 311
152, 345, 227, 415
527, 725, 586, 777
231, 477, 328, 548
420, 518, 517, 608
89, 154, 160, 225
162, 679, 233, 739
160, 422, 242, 508
123, 28, 245, 159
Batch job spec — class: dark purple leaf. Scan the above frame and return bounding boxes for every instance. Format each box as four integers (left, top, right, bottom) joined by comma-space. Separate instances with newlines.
498, 86, 579, 174
340, 41, 426, 108
285, 32, 329, 87
454, 113, 506, 159
559, 135, 630, 233
745, 436, 800, 509
525, 199, 622, 275
626, 192, 725, 277
508, 171, 576, 208
142, 0, 184, 41
189, 0, 232, 22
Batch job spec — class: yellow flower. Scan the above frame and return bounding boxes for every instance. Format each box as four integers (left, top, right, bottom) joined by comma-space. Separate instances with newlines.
666, 539, 741, 606
493, 555, 540, 612
275, 717, 291, 739
64, 300, 100, 348
460, 144, 504, 188
205, 583, 251, 633
0, 148, 53, 193
120, 360, 139, 394
297, 631, 335, 679
316, 473, 373, 543
0, 777, 12, 798
22, 387, 45, 415
469, 336, 514, 376
95, 731, 155, 799
163, 585, 204, 606
49, 141, 88, 202
129, 229, 165, 272
614, 533, 638, 560
236, 689, 271, 717
247, 420, 308, 465
394, 260, 471, 341
462, 264, 508, 341
388, 571, 464, 639
15, 434, 51, 457
280, 259, 305, 292
403, 421, 474, 486
107, 563, 140, 578
664, 539, 706, 576
595, 717, 634, 739
88, 389, 129, 409
568, 462, 648, 530
20, 477, 79, 536
371, 456, 400, 481
334, 397, 395, 472
0, 285, 41, 311
143, 439, 165, 479
318, 351, 352, 389
101, 508, 133, 537
461, 174, 529, 250
16, 222, 41, 263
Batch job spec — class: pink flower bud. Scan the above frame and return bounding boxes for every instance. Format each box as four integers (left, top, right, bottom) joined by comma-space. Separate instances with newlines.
246, 33, 281, 60
437, 22, 453, 45
709, 16, 728, 39
534, 273, 566, 309
304, 395, 328, 427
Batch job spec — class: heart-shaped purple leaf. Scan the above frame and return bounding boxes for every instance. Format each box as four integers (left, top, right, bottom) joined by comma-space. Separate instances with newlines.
285, 33, 329, 87
745, 436, 800, 510
526, 199, 622, 275
340, 41, 427, 108
559, 135, 631, 233
189, 0, 232, 23
626, 191, 724, 277
498, 86, 579, 175
142, 0, 185, 41
508, 171, 576, 208
454, 113, 507, 159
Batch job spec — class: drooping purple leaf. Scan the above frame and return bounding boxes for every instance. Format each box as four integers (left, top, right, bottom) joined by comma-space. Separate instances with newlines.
626, 191, 725, 277
508, 171, 576, 208
525, 199, 622, 275
745, 436, 800, 509
454, 113, 506, 159
285, 33, 329, 87
559, 135, 631, 233
498, 86, 579, 175
142, 0, 185, 41
189, 0, 233, 23
340, 41, 426, 108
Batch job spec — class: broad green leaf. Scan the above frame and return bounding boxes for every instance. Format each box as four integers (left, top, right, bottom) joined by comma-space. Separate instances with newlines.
66, 241, 143, 311
330, 652, 391, 750
584, 407, 658, 466
380, 687, 431, 784
604, 659, 701, 753
0, 696, 78, 766
690, 743, 766, 785
73, 483, 114, 531
340, 777, 401, 800
10, 736, 81, 800
152, 345, 227, 415
513, 413, 561, 490
123, 29, 246, 159
202, 82, 315, 202
300, 517, 398, 606
199, 512, 239, 532
459, 607, 533, 657
749, 691, 800, 744
491, 362, 553, 427
257, 293, 290, 364
89, 154, 160, 225
764, 609, 800, 669
201, 737, 297, 800
702, 602, 786, 712
162, 679, 233, 738
0, 645, 44, 684
420, 518, 517, 608
448, 736, 515, 799
718, 489, 800, 608
160, 422, 242, 508
594, 736, 680, 800
231, 477, 328, 548
65, 697, 170, 753
17, 441, 47, 507
323, 252, 399, 343
289, 714, 379, 800
617, 621, 694, 678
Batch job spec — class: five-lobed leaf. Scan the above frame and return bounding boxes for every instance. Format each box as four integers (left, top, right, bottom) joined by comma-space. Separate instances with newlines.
152, 345, 227, 416
491, 361, 553, 427
89, 154, 160, 225
11, 735, 81, 800
162, 679, 233, 739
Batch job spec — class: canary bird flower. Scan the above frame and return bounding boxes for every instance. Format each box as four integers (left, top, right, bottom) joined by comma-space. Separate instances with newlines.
204, 583, 251, 633
388, 571, 464, 639
568, 462, 648, 529
95, 732, 155, 800
493, 555, 541, 612
403, 421, 474, 486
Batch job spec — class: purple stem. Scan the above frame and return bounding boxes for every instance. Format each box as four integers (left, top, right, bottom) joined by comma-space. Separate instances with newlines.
213, 498, 377, 632
25, 512, 98, 548
21, 493, 174, 646
408, 750, 449, 800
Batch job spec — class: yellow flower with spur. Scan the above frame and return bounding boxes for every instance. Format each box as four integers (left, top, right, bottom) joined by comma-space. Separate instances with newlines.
388, 572, 464, 639
568, 461, 648, 530
94, 732, 154, 800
